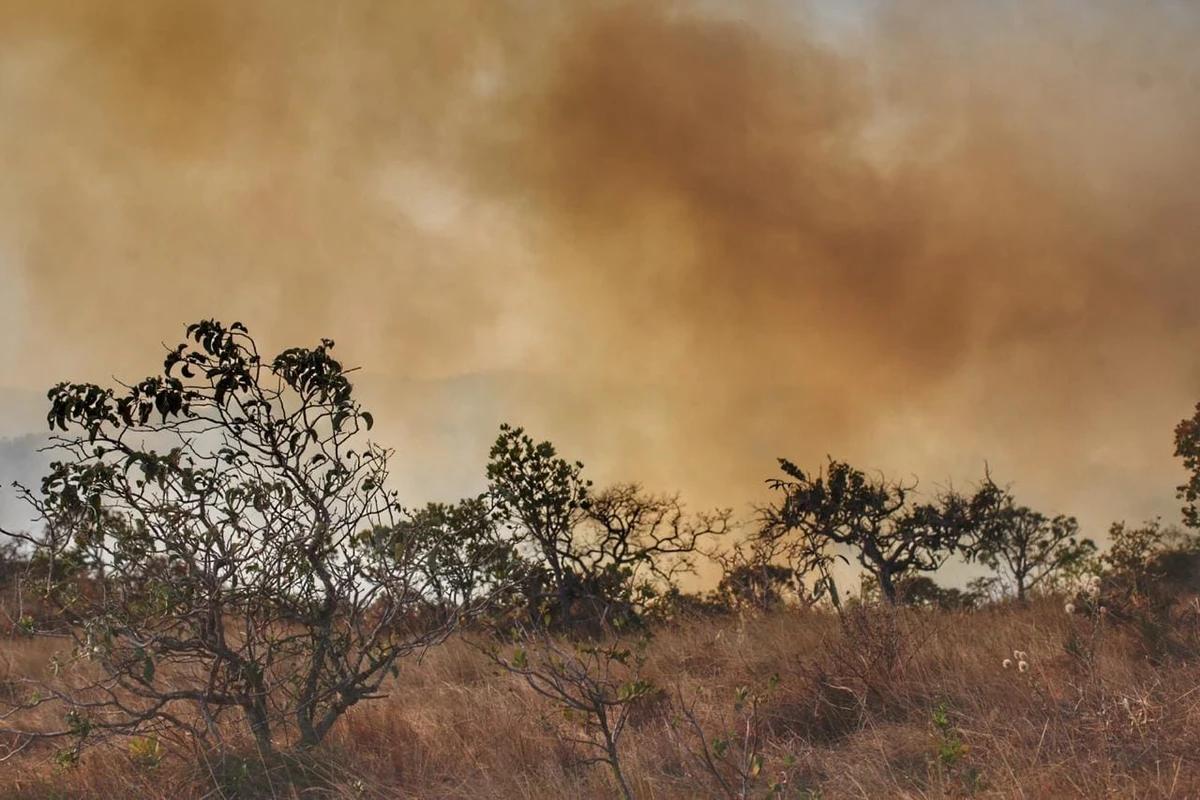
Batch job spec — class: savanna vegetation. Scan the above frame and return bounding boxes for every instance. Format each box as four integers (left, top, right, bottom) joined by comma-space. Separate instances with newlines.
2, 320, 1200, 799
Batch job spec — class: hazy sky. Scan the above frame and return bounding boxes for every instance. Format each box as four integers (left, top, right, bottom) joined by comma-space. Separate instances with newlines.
1, 0, 1198, 540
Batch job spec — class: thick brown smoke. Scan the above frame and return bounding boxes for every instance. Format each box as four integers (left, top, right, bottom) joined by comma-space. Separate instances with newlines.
1, 1, 1198, 539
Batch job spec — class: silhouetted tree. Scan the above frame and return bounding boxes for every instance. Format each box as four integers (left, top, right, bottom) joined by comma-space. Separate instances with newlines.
1091, 519, 1200, 661
765, 458, 1002, 605
756, 498, 848, 611
714, 559, 796, 611
890, 575, 980, 610
367, 496, 513, 611
708, 522, 838, 611
1099, 519, 1197, 603
1175, 401, 1200, 529
0, 320, 488, 756
969, 500, 1095, 601
486, 425, 728, 630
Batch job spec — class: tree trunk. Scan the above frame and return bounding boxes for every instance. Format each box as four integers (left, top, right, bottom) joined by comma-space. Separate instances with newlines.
598, 711, 635, 800
243, 703, 274, 757
822, 569, 843, 611
828, 582, 843, 616
558, 581, 574, 628
877, 566, 898, 605
608, 755, 635, 800
297, 706, 319, 750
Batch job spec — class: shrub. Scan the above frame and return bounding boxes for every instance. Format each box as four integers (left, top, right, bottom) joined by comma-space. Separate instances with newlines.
0, 320, 490, 755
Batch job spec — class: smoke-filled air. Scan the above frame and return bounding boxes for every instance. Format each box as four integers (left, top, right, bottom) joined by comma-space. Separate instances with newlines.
2, 0, 1198, 525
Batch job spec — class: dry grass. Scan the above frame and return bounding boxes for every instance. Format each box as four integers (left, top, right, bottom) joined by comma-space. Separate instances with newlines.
3, 599, 1200, 799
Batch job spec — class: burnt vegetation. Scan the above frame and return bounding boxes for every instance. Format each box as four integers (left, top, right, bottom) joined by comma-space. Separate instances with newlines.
2, 320, 1200, 798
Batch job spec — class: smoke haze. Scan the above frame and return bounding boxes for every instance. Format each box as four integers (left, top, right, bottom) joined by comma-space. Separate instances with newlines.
2, 0, 1199, 539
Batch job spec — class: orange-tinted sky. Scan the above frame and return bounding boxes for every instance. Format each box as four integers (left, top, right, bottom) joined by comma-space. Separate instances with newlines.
1, 0, 1198, 540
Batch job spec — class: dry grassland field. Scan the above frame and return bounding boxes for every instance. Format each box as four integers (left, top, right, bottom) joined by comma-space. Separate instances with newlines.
3, 588, 1200, 798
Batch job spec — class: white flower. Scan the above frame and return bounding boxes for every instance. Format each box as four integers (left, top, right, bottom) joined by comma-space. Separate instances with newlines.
1018, 660, 1029, 673
1002, 658, 1013, 670
1064, 603, 1076, 614
1013, 650, 1028, 661
1099, 606, 1108, 615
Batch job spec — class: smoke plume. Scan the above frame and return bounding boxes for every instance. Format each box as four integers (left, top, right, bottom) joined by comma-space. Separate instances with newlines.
2, 0, 1198, 537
